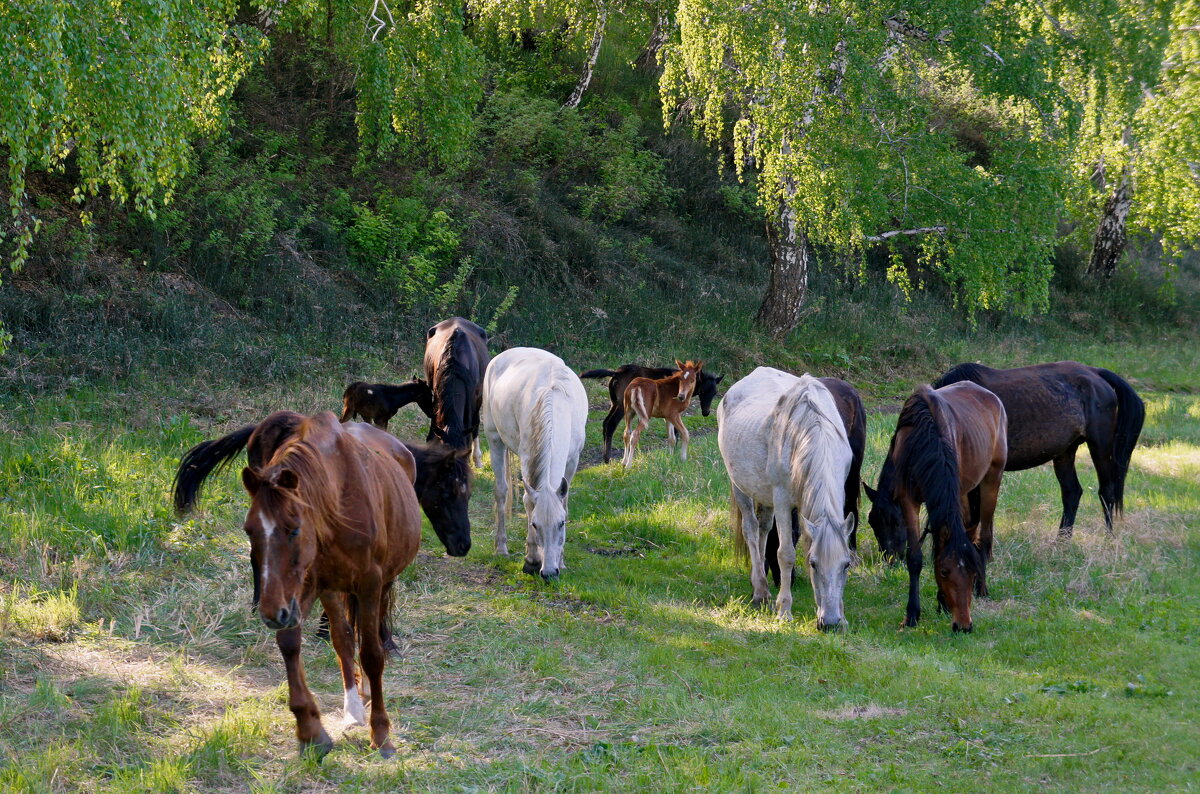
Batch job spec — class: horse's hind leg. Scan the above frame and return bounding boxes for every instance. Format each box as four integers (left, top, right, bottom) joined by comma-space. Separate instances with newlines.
489, 434, 511, 556
622, 411, 645, 469
1086, 433, 1119, 535
601, 405, 622, 464
1052, 445, 1084, 538
321, 592, 366, 729
974, 465, 1004, 597
734, 488, 772, 609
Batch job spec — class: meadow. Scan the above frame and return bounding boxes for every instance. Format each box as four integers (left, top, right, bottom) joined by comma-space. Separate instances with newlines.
0, 343, 1197, 792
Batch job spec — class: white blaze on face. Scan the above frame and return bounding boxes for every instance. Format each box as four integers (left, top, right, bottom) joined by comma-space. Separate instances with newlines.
342, 684, 367, 727
258, 510, 275, 590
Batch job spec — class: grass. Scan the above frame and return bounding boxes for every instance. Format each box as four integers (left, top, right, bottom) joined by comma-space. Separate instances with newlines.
0, 355, 1196, 792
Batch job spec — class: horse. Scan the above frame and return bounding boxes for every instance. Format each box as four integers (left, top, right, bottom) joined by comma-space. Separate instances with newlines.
764, 376, 867, 586
482, 347, 588, 580
581, 364, 724, 463
865, 383, 1006, 632
933, 361, 1144, 537
174, 412, 472, 557
717, 368, 856, 628
341, 379, 434, 430
621, 360, 704, 468
236, 411, 420, 758
424, 317, 490, 467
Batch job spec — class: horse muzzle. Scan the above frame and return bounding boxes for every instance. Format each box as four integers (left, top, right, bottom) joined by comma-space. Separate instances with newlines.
951, 621, 974, 634
817, 618, 846, 633
262, 597, 302, 630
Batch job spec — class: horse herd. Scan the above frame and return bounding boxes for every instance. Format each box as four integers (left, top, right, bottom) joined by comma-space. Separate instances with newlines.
170, 316, 1146, 759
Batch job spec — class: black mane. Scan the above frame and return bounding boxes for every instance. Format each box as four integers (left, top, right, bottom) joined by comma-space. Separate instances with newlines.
932, 362, 992, 390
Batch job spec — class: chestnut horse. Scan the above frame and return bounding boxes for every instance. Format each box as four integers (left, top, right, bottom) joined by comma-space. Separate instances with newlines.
580, 364, 724, 463
424, 317, 490, 467
865, 383, 1006, 632
341, 379, 434, 430
933, 361, 1144, 537
621, 360, 703, 468
238, 411, 420, 757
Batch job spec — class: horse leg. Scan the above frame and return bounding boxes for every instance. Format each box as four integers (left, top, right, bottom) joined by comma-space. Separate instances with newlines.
975, 464, 1004, 598
734, 488, 771, 608
1086, 434, 1119, 535
1052, 445, 1084, 539
355, 582, 395, 758
770, 494, 797, 620
622, 412, 644, 469
672, 414, 690, 462
601, 405, 622, 464
321, 592, 366, 729
521, 488, 541, 576
962, 486, 982, 543
278, 592, 333, 757
489, 434, 511, 556
472, 435, 483, 469
902, 502, 922, 628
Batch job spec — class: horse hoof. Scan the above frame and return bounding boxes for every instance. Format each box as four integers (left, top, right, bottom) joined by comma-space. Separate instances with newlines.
378, 743, 397, 759
522, 559, 541, 576
300, 737, 334, 762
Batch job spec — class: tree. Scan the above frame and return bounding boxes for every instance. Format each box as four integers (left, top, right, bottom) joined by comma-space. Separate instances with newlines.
661, 1, 1088, 334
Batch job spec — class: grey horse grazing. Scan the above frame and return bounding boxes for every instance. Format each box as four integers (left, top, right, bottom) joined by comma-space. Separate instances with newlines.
482, 347, 588, 580
718, 367, 855, 629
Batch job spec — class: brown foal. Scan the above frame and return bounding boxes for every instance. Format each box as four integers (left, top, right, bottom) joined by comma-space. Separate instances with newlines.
621, 360, 703, 468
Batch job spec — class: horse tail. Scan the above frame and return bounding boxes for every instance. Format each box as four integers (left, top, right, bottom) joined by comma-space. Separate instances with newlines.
173, 425, 256, 513
1096, 368, 1145, 516
341, 383, 360, 423
579, 368, 620, 380
731, 485, 748, 562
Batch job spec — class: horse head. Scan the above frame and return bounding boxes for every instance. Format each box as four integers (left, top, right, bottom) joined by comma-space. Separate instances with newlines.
525, 478, 569, 581
697, 372, 723, 416
413, 442, 473, 557
675, 360, 703, 403
241, 465, 318, 631
803, 513, 855, 632
932, 526, 984, 633
863, 481, 907, 561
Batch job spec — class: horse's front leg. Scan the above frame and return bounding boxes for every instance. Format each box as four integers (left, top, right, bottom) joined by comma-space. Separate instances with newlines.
734, 488, 771, 608
771, 495, 797, 620
320, 592, 365, 729
277, 590, 332, 757
355, 579, 395, 758
521, 488, 541, 576
672, 414, 690, 462
489, 434, 511, 556
902, 502, 922, 628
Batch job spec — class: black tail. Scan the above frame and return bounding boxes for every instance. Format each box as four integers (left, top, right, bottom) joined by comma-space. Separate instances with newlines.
580, 368, 620, 380
173, 425, 255, 514
1095, 368, 1145, 516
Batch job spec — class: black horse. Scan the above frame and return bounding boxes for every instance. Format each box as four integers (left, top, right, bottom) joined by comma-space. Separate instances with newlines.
933, 361, 1144, 537
764, 376, 867, 586
580, 364, 724, 463
424, 318, 490, 464
173, 412, 472, 557
341, 379, 434, 430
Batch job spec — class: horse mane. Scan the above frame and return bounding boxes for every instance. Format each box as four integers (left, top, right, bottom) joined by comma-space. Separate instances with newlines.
932, 362, 990, 390
777, 378, 850, 524
403, 439, 472, 493
525, 384, 567, 491
432, 328, 475, 433
896, 388, 983, 576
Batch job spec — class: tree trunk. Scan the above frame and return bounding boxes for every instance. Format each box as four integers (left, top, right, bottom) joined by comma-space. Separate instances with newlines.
1086, 171, 1132, 278
756, 199, 810, 337
634, 13, 670, 71
564, 5, 607, 109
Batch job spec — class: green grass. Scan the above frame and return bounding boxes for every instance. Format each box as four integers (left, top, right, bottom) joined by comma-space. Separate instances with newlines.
0, 365, 1196, 792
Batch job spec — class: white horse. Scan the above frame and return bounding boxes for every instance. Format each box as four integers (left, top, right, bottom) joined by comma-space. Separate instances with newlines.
717, 367, 855, 628
482, 347, 588, 580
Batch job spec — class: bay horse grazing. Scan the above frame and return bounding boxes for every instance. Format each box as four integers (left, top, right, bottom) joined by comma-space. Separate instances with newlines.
764, 376, 866, 587
580, 364, 724, 463
341, 379, 434, 430
717, 368, 855, 627
424, 317, 490, 467
482, 347, 588, 579
865, 383, 1007, 632
239, 411, 421, 758
174, 412, 472, 557
933, 361, 1144, 537
621, 360, 703, 468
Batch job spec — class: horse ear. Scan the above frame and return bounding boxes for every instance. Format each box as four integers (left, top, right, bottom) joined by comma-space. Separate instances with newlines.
271, 468, 300, 491
558, 478, 569, 501
842, 514, 856, 540
241, 467, 261, 495
695, 360, 704, 370
675, 359, 684, 370
863, 482, 878, 502
716, 374, 724, 383
427, 326, 437, 339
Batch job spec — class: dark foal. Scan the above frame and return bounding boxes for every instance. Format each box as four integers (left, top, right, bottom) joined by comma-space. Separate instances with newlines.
341, 379, 434, 430
581, 364, 724, 463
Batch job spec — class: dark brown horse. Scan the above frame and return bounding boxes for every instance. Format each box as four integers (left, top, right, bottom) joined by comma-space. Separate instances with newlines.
341, 379, 434, 430
621, 360, 704, 467
865, 383, 1007, 632
581, 364, 724, 463
238, 411, 421, 758
174, 412, 472, 557
424, 317, 490, 466
933, 361, 1144, 537
765, 376, 867, 586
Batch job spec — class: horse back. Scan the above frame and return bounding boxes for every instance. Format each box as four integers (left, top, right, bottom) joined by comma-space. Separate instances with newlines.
934, 382, 1008, 489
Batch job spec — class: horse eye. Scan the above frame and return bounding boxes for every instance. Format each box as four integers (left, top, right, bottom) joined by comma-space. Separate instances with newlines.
289, 527, 300, 539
